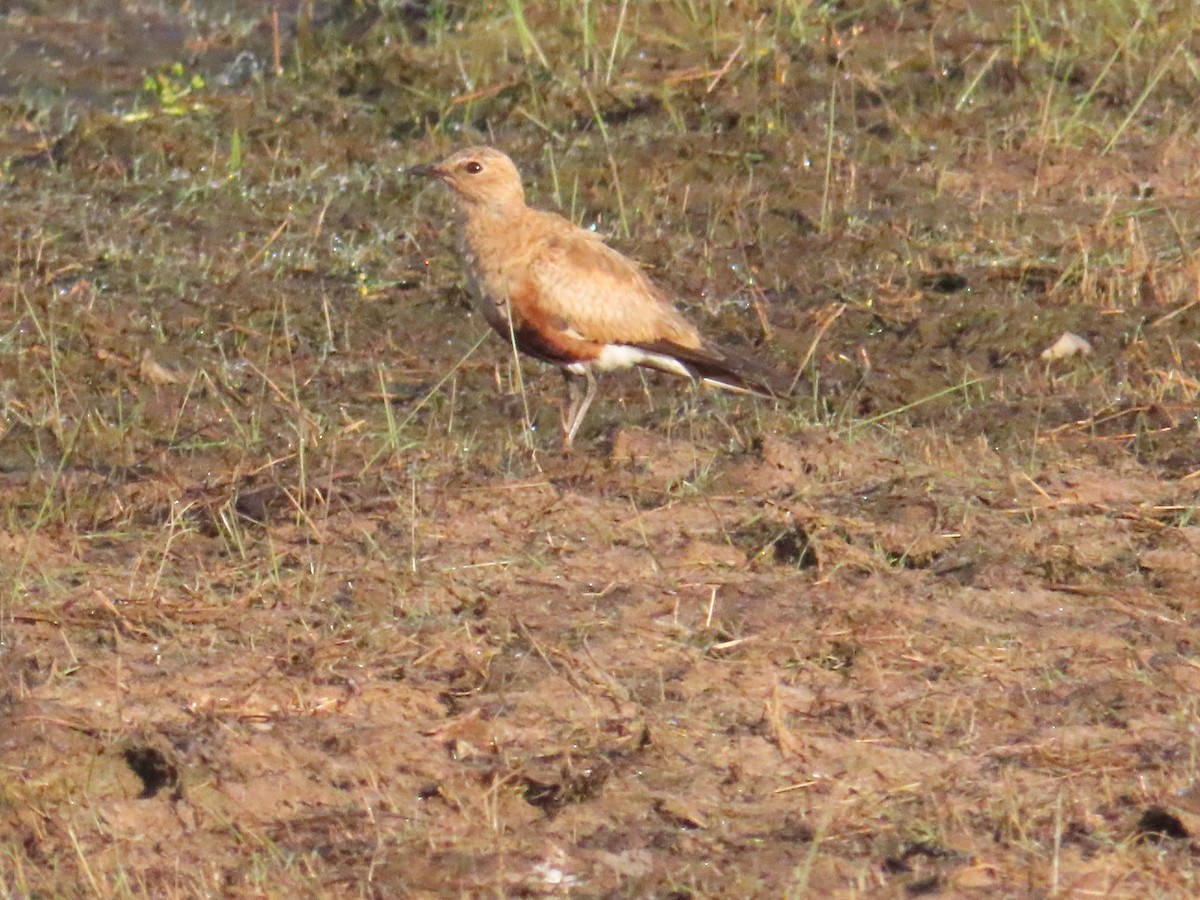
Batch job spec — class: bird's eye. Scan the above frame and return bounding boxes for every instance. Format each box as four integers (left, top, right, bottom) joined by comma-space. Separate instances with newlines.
464, 161, 483, 174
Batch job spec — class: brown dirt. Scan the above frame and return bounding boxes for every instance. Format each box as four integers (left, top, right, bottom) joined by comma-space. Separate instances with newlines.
2, 1, 1200, 896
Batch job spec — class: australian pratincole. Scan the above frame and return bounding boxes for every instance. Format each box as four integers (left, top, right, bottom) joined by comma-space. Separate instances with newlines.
410, 146, 781, 449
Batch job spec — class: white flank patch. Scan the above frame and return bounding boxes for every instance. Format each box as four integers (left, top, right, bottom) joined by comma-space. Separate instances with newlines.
579, 344, 695, 378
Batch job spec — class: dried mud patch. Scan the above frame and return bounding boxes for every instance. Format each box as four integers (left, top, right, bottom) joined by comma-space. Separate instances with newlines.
3, 428, 1199, 895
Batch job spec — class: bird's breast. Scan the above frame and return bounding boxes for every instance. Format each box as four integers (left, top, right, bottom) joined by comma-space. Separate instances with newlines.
459, 235, 512, 334
461, 213, 540, 335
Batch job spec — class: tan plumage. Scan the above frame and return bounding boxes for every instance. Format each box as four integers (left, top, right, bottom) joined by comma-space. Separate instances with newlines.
410, 146, 780, 449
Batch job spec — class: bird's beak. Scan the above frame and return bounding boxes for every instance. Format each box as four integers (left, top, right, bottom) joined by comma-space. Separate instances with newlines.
406, 162, 447, 180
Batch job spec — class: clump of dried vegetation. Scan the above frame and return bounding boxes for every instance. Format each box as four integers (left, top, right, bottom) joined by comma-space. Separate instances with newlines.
1, 0, 1198, 895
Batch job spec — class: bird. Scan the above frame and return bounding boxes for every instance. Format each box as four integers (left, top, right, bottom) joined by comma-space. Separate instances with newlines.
409, 146, 781, 450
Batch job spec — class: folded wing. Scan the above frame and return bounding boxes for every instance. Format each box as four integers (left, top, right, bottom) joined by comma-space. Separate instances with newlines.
517, 218, 780, 397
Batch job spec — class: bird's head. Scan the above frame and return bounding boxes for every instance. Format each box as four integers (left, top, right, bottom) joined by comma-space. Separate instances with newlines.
408, 146, 525, 210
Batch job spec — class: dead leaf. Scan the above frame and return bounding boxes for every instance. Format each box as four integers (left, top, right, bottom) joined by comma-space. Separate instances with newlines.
1041, 332, 1092, 360
139, 349, 183, 386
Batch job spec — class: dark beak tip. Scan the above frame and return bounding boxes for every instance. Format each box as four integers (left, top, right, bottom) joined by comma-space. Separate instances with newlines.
406, 163, 441, 178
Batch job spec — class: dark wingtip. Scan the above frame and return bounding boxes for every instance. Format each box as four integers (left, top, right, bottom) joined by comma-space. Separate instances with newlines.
697, 340, 788, 397
638, 338, 790, 400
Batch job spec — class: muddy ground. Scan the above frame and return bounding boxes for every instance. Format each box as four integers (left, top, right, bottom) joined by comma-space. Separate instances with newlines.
1, 1, 1199, 896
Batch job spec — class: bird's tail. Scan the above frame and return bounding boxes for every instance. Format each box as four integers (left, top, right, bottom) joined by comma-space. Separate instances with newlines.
636, 339, 788, 400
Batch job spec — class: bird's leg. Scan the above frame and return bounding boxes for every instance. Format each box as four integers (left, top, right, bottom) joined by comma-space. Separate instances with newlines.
560, 369, 575, 432
561, 368, 597, 451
